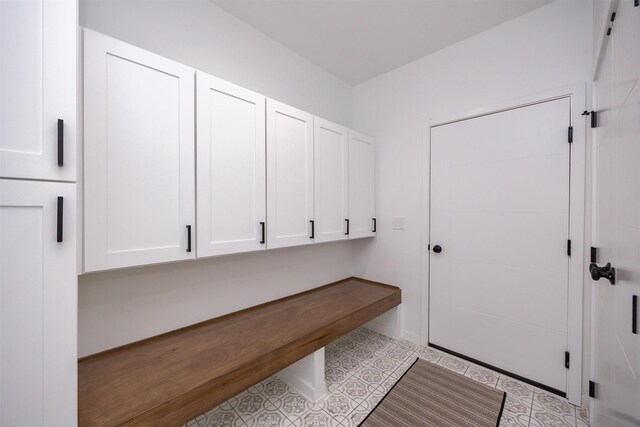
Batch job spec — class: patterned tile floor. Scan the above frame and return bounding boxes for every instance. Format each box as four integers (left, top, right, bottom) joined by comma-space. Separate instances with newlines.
186, 327, 589, 427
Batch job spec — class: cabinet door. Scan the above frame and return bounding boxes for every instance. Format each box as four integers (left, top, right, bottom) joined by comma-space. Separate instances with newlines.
314, 118, 348, 242
0, 179, 77, 427
83, 30, 195, 272
266, 99, 314, 249
0, 0, 76, 181
196, 72, 266, 257
348, 131, 375, 238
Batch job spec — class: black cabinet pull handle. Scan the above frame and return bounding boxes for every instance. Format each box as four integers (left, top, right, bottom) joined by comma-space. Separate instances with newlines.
260, 222, 265, 244
345, 219, 349, 235
372, 218, 376, 232
633, 295, 638, 335
432, 245, 442, 253
186, 225, 192, 252
57, 119, 64, 167
310, 220, 315, 239
56, 196, 63, 242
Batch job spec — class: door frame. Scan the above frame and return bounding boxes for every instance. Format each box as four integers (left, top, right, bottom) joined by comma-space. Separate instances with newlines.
420, 84, 587, 405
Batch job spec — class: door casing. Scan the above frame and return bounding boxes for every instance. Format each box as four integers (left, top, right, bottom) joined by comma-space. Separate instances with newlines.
420, 84, 587, 405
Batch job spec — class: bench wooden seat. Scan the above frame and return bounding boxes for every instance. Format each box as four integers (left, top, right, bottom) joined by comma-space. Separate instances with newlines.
78, 277, 401, 426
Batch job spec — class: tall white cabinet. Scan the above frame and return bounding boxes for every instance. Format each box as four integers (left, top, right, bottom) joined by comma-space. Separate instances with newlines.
266, 99, 315, 249
314, 118, 349, 242
83, 30, 195, 272
0, 1, 77, 425
349, 131, 376, 238
196, 72, 266, 257
0, 0, 76, 181
0, 180, 77, 427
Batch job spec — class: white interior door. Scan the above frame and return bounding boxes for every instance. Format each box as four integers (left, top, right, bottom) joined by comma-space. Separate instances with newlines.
83, 30, 195, 272
591, 1, 640, 425
0, 179, 77, 426
348, 131, 375, 239
196, 72, 266, 257
429, 98, 571, 393
314, 117, 348, 242
266, 99, 314, 249
0, 0, 76, 181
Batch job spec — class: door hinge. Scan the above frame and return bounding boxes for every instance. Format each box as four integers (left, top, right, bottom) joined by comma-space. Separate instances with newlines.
591, 246, 598, 262
589, 380, 596, 398
565, 351, 570, 369
611, 11, 616, 21
567, 126, 573, 143
567, 240, 572, 257
582, 110, 598, 128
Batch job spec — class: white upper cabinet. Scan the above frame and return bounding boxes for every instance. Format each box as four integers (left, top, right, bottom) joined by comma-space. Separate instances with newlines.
196, 72, 266, 257
266, 99, 314, 249
314, 118, 348, 242
81, 29, 375, 269
0, 0, 76, 181
83, 30, 195, 272
348, 131, 375, 238
1, 179, 77, 427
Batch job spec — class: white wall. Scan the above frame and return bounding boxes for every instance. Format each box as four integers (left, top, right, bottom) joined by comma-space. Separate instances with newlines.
79, 242, 353, 356
351, 0, 593, 396
78, 0, 354, 357
79, 0, 352, 126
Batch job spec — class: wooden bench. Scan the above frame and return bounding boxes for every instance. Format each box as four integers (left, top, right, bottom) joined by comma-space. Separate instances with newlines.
78, 277, 401, 426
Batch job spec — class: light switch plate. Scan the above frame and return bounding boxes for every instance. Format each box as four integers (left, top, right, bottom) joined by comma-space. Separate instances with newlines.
392, 216, 405, 230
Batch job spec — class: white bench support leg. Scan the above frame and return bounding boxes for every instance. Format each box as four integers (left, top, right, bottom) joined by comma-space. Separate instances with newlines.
277, 348, 327, 403
363, 307, 401, 339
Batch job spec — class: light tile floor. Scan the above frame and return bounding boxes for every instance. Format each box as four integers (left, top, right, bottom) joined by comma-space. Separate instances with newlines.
186, 327, 589, 427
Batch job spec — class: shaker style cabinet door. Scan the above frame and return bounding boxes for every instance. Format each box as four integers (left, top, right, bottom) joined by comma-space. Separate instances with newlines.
0, 179, 77, 427
266, 99, 314, 249
196, 72, 266, 257
348, 131, 375, 238
313, 117, 348, 242
0, 0, 76, 181
83, 30, 195, 272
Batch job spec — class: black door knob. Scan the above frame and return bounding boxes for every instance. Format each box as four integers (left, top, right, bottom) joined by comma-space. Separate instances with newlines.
589, 262, 615, 285
432, 245, 442, 253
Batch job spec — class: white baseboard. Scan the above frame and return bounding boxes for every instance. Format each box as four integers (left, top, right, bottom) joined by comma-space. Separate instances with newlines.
400, 330, 421, 345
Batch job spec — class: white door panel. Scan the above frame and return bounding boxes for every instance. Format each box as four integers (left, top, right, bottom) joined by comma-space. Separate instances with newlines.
314, 118, 348, 242
449, 212, 569, 272
0, 0, 76, 181
196, 72, 266, 257
266, 99, 314, 249
0, 179, 77, 426
430, 97, 571, 393
348, 131, 375, 239
84, 30, 195, 272
592, 2, 640, 424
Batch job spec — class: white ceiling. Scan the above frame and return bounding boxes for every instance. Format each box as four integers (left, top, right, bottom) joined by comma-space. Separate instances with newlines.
214, 0, 553, 85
